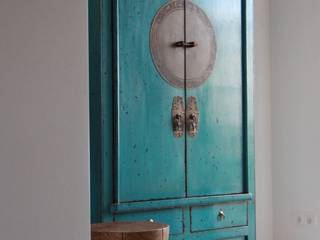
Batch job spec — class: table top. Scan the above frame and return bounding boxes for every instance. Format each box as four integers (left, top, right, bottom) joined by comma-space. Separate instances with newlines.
91, 221, 169, 233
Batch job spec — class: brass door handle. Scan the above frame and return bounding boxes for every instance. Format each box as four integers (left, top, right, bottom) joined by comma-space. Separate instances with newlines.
172, 96, 185, 138
173, 41, 198, 48
172, 96, 199, 137
187, 97, 199, 137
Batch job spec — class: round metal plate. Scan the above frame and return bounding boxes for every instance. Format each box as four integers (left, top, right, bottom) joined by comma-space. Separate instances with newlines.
150, 0, 216, 88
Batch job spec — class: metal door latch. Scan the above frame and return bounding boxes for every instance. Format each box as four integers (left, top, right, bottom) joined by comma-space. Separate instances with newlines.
172, 96, 199, 137
186, 96, 199, 137
173, 41, 198, 48
172, 96, 185, 138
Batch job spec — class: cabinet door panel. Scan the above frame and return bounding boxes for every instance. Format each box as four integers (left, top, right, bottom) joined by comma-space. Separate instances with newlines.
186, 0, 244, 196
116, 0, 186, 202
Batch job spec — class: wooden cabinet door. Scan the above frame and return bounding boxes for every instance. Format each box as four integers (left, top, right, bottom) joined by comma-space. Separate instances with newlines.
115, 0, 186, 202
186, 0, 245, 197
116, 0, 246, 201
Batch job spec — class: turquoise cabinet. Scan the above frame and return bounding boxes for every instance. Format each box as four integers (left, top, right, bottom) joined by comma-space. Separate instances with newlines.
90, 0, 255, 240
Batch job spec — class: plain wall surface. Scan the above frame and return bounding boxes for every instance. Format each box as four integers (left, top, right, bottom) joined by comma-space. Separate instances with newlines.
271, 0, 320, 239
254, 0, 274, 239
0, 0, 90, 240
0, 0, 272, 239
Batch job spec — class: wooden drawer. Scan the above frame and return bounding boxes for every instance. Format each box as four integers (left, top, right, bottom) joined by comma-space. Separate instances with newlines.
191, 201, 248, 232
115, 208, 183, 235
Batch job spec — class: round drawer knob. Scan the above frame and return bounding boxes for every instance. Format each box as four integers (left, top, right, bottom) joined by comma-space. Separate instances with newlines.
218, 210, 225, 220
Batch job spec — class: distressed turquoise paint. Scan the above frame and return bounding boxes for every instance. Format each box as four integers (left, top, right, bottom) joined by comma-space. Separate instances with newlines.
191, 202, 248, 232
243, 0, 256, 239
186, 0, 244, 196
89, 0, 102, 223
89, 0, 113, 223
115, 209, 184, 235
115, 0, 186, 202
111, 194, 252, 213
179, 226, 248, 240
100, 0, 114, 222
90, 0, 255, 239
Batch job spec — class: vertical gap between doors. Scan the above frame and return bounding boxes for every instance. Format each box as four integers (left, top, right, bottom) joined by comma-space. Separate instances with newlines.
183, 0, 188, 198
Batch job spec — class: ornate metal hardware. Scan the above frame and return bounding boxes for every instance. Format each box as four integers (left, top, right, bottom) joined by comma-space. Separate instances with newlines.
173, 41, 198, 48
172, 96, 185, 138
150, 0, 216, 89
218, 210, 225, 220
186, 96, 199, 137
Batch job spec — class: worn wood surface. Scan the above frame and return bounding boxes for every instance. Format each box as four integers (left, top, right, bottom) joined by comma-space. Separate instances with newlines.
115, 0, 185, 202
186, 0, 244, 196
111, 193, 252, 213
114, 209, 183, 235
90, 0, 256, 239
92, 222, 169, 240
89, 0, 114, 223
191, 201, 248, 232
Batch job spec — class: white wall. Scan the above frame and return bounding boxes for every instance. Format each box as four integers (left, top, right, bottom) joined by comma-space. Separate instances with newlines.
0, 0, 90, 240
271, 0, 320, 239
254, 0, 274, 239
